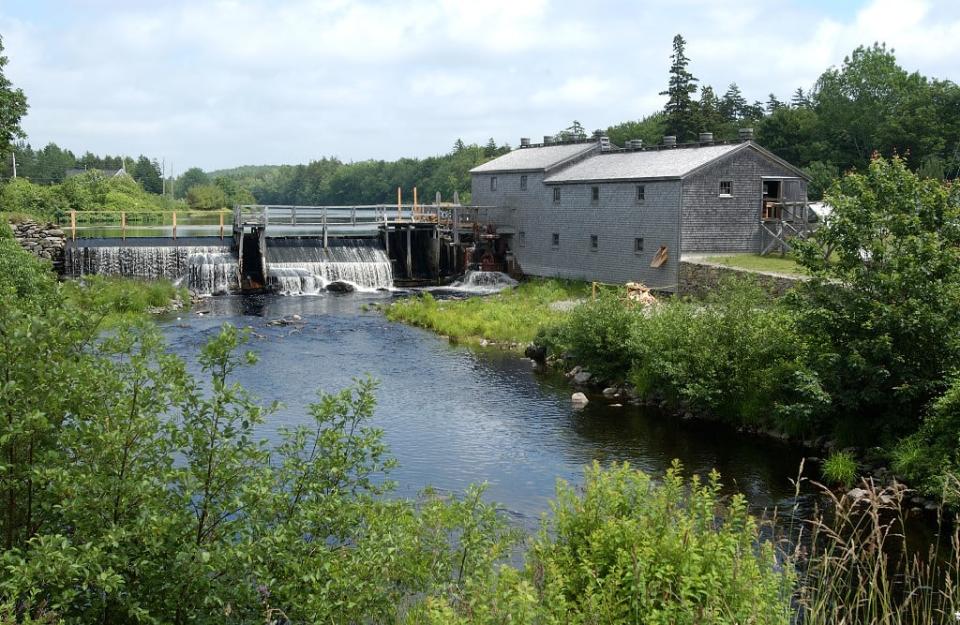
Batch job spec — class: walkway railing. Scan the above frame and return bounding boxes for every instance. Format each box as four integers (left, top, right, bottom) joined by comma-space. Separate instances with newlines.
61, 209, 231, 240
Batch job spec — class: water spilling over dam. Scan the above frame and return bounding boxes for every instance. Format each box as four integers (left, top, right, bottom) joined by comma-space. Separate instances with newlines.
65, 239, 238, 296
266, 239, 393, 294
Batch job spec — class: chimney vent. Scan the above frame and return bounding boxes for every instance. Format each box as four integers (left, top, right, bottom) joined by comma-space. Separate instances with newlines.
662, 135, 677, 147
543, 135, 554, 145
699, 132, 714, 144
738, 128, 754, 142
520, 137, 530, 148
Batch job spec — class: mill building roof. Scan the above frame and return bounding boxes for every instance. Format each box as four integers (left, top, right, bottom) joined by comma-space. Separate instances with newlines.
542, 142, 809, 183
469, 142, 596, 174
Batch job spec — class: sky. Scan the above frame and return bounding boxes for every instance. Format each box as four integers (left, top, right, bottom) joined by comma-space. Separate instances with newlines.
0, 0, 958, 172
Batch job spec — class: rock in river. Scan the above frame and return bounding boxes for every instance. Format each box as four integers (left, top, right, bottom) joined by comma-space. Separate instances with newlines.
573, 370, 592, 385
327, 281, 356, 293
571, 392, 589, 407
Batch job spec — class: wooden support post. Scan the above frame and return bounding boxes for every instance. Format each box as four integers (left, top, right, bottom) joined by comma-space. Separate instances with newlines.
291, 205, 297, 226
351, 206, 356, 226
413, 186, 418, 221
70, 210, 76, 240
383, 222, 390, 256
323, 207, 328, 249
397, 187, 402, 222
592, 282, 597, 300
406, 225, 413, 279
219, 211, 224, 240
453, 207, 460, 245
121, 212, 126, 240
172, 211, 178, 239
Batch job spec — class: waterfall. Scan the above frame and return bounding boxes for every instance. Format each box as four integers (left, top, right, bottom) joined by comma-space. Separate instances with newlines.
266, 239, 393, 294
65, 244, 238, 296
449, 271, 518, 293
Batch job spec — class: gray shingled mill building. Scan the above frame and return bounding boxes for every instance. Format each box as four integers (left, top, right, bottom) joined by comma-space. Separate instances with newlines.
469, 130, 810, 291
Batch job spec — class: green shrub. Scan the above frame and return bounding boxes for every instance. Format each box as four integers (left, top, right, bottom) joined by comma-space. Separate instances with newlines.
821, 451, 858, 488
893, 376, 960, 501
554, 289, 639, 380
410, 461, 793, 624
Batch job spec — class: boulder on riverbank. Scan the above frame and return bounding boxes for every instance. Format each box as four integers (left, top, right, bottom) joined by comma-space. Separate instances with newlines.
524, 343, 547, 363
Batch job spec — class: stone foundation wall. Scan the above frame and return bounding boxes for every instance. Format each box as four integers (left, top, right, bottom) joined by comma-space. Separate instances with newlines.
678, 259, 803, 298
11, 220, 66, 273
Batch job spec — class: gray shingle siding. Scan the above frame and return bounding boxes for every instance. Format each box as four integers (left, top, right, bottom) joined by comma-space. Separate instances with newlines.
471, 141, 808, 289
474, 174, 680, 288
680, 148, 805, 253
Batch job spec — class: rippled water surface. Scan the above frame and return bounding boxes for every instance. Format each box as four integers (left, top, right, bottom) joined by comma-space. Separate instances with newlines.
160, 294, 812, 525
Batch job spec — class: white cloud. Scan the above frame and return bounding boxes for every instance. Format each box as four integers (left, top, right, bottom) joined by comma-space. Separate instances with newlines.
0, 0, 957, 171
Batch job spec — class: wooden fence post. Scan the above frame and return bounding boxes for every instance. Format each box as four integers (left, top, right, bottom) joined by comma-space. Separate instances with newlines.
413, 186, 418, 221
172, 211, 177, 240
121, 211, 126, 240
397, 187, 402, 222
219, 211, 224, 240
70, 210, 76, 240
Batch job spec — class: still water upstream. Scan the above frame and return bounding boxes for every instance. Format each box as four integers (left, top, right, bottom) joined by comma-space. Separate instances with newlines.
159, 292, 815, 528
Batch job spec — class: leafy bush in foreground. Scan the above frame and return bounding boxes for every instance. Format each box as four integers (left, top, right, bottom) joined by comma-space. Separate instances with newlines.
410, 462, 793, 625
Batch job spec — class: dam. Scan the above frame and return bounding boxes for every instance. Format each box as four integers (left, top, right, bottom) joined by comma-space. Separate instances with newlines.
63, 203, 505, 294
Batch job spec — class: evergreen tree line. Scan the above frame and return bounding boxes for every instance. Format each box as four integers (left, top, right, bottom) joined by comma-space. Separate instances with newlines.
187, 139, 510, 207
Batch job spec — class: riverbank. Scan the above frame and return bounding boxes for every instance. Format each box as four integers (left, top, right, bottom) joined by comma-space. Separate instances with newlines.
384, 275, 953, 514
383, 278, 591, 349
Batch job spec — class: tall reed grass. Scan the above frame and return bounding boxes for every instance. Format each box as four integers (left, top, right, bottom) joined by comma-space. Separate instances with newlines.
783, 463, 960, 624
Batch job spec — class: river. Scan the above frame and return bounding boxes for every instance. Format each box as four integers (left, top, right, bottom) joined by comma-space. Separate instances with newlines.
158, 292, 815, 528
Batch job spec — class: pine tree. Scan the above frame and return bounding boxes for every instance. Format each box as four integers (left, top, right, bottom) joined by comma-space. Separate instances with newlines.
693, 85, 724, 133
720, 83, 747, 121
791, 87, 811, 108
483, 138, 497, 158
659, 34, 699, 141
766, 93, 784, 113
452, 138, 466, 153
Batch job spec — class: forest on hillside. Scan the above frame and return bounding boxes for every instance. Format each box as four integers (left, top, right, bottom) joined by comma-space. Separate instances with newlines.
1, 38, 957, 212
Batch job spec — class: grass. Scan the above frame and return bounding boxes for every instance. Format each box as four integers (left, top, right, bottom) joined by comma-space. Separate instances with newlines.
703, 253, 808, 276
384, 278, 591, 347
62, 276, 189, 326
821, 451, 858, 488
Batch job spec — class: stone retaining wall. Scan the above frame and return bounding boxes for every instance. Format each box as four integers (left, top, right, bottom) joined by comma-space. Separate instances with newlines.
678, 259, 803, 298
11, 220, 66, 273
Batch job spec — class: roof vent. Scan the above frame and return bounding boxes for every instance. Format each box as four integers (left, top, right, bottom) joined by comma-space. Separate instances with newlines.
599, 135, 611, 151
738, 128, 754, 142
520, 137, 530, 148
543, 135, 554, 145
662, 135, 677, 147
699, 132, 714, 144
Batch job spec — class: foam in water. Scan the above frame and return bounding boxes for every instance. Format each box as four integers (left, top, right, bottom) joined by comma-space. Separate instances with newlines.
266, 241, 393, 295
449, 271, 518, 293
65, 245, 238, 296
